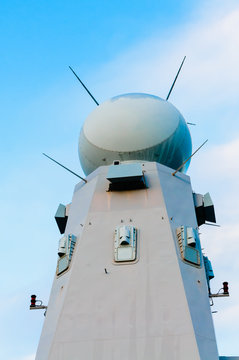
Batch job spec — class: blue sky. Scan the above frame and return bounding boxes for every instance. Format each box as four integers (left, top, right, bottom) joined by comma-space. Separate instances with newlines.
1, 1, 239, 359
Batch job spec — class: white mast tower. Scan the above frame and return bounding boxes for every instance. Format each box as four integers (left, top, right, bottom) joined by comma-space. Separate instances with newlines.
32, 64, 232, 360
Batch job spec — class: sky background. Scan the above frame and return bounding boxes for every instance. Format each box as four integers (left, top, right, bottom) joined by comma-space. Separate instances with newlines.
1, 0, 239, 359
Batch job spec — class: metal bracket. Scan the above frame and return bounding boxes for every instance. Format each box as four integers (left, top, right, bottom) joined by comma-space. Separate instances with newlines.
210, 294, 229, 298
30, 305, 48, 310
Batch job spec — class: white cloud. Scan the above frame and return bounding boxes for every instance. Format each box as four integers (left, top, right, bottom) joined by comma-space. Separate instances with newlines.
190, 137, 239, 226
192, 137, 239, 178
216, 303, 239, 327
94, 2, 239, 127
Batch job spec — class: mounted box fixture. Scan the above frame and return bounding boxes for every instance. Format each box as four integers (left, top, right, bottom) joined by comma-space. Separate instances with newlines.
193, 192, 216, 226
176, 226, 201, 266
203, 255, 215, 293
186, 227, 196, 247
55, 203, 71, 234
114, 225, 137, 262
57, 234, 77, 275
203, 256, 214, 283
107, 162, 146, 191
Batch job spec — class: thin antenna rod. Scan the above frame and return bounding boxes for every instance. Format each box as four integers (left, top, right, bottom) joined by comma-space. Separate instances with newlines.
172, 139, 208, 176
166, 56, 186, 101
69, 66, 99, 106
43, 153, 87, 183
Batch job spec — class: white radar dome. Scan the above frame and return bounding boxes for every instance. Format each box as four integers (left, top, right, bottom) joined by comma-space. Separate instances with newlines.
78, 93, 192, 175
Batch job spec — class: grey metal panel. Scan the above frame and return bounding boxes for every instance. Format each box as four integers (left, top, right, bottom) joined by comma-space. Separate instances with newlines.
194, 192, 216, 226
55, 204, 68, 234
204, 192, 213, 207
107, 163, 143, 182
204, 192, 216, 223
57, 255, 69, 274
55, 203, 65, 218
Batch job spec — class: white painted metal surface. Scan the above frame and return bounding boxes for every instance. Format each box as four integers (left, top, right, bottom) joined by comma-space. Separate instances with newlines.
78, 94, 192, 175
35, 162, 218, 360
